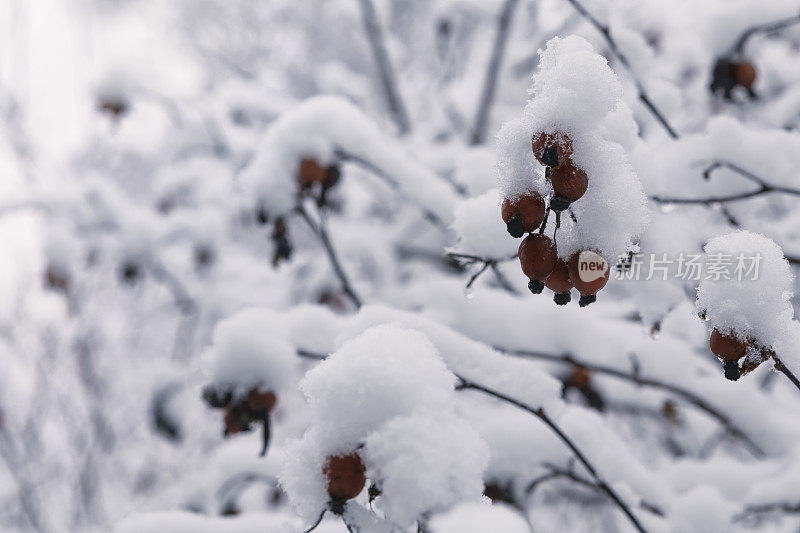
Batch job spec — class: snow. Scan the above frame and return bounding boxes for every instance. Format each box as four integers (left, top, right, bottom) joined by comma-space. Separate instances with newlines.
696, 231, 795, 351
451, 189, 519, 259
363, 412, 489, 528
202, 308, 297, 394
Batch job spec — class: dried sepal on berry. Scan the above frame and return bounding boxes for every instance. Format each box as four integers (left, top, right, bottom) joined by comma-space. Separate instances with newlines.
501, 192, 546, 238
518, 234, 557, 294
531, 131, 573, 168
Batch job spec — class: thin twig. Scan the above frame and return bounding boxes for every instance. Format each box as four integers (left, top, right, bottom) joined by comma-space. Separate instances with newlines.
469, 0, 521, 145
734, 500, 800, 523
651, 161, 800, 205
456, 375, 649, 533
772, 354, 800, 393
356, 0, 411, 134
562, 0, 678, 139
297, 203, 363, 309
303, 509, 327, 533
732, 12, 800, 55
335, 150, 449, 230
497, 346, 765, 457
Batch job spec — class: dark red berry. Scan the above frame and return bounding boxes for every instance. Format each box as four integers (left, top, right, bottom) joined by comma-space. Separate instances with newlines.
298, 158, 327, 189
550, 163, 588, 212
502, 193, 546, 237
734, 61, 756, 90
532, 132, 573, 168
324, 453, 366, 501
568, 251, 609, 306
518, 234, 557, 294
247, 389, 277, 413
545, 258, 572, 305
709, 329, 748, 363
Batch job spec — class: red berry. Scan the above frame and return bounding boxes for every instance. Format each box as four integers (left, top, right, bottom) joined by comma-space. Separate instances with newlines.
224, 404, 252, 435
501, 193, 546, 238
298, 158, 328, 189
569, 365, 591, 389
323, 453, 366, 501
545, 258, 573, 305
550, 163, 588, 212
709, 329, 748, 363
518, 234, 557, 294
568, 250, 609, 306
734, 61, 756, 90
247, 389, 277, 413
531, 132, 573, 168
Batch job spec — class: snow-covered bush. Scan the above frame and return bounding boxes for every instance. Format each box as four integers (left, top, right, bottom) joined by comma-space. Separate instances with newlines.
5, 1, 800, 532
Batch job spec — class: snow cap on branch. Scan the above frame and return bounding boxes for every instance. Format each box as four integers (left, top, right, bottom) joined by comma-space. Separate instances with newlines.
202, 308, 296, 394
696, 230, 795, 349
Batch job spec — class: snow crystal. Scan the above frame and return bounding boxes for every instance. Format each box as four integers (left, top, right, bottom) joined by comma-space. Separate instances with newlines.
696, 230, 794, 350
363, 413, 489, 528
202, 308, 297, 394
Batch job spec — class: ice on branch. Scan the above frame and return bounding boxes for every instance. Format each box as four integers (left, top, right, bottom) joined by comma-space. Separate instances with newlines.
495, 36, 649, 262
202, 308, 297, 395
696, 231, 795, 352
239, 95, 457, 222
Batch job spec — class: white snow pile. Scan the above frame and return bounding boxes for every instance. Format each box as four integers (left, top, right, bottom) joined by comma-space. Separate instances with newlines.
279, 324, 488, 527
451, 189, 519, 259
239, 95, 458, 223
495, 35, 649, 262
202, 308, 297, 395
696, 230, 795, 350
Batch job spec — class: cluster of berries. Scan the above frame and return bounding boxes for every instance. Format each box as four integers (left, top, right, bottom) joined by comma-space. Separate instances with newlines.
710, 58, 756, 100
708, 327, 773, 381
501, 132, 608, 306
202, 385, 277, 455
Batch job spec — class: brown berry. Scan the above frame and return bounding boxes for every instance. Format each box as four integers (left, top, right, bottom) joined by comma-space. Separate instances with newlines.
247, 389, 277, 413
569, 365, 591, 389
568, 250, 610, 307
518, 234, 557, 294
532, 132, 573, 168
224, 404, 252, 435
550, 163, 588, 212
298, 158, 327, 189
709, 329, 748, 363
324, 453, 366, 501
734, 61, 756, 90
545, 258, 573, 305
501, 192, 546, 238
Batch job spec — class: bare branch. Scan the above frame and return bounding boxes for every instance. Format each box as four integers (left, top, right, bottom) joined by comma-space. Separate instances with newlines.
772, 354, 800, 393
469, 0, 521, 145
456, 375, 649, 533
297, 203, 363, 309
732, 12, 800, 55
356, 0, 411, 134
497, 346, 765, 457
562, 0, 678, 139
